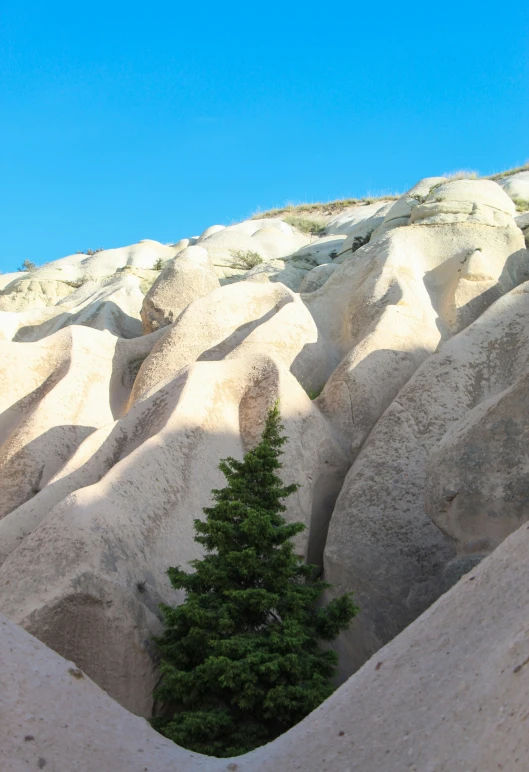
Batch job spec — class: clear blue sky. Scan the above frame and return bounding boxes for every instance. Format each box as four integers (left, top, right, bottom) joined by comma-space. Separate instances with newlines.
1, 1, 528, 272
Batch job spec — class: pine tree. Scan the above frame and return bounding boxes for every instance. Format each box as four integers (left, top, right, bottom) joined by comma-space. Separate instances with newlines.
151, 402, 358, 757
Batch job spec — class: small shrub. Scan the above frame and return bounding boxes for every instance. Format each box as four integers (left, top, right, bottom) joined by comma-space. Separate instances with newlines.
513, 198, 529, 212
283, 215, 326, 236
17, 259, 36, 272
230, 250, 264, 270
352, 233, 371, 252
153, 258, 165, 270
76, 248, 104, 256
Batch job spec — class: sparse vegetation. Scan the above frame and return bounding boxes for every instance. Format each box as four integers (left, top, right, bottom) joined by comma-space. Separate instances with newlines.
306, 385, 324, 400
153, 258, 165, 270
253, 194, 400, 221
486, 163, 529, 180
76, 248, 104, 255
513, 198, 529, 212
151, 403, 357, 757
17, 259, 36, 272
230, 249, 264, 270
283, 215, 326, 236
442, 169, 478, 180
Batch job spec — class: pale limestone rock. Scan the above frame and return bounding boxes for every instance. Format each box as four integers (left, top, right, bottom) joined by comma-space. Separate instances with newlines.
12, 274, 145, 341
425, 369, 529, 557
307, 219, 527, 456
140, 246, 220, 334
324, 282, 529, 679
229, 218, 294, 236
28, 240, 180, 285
131, 281, 333, 406
0, 272, 19, 290
410, 178, 516, 226
0, 326, 162, 524
335, 202, 394, 259
323, 201, 391, 235
3, 518, 529, 770
497, 170, 529, 201
369, 177, 447, 240
243, 258, 310, 291
289, 235, 345, 265
0, 278, 74, 311
0, 354, 348, 715
199, 221, 309, 277
197, 224, 225, 239
299, 263, 338, 293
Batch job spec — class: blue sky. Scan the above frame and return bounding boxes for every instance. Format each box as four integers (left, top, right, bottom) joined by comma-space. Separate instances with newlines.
1, 1, 528, 272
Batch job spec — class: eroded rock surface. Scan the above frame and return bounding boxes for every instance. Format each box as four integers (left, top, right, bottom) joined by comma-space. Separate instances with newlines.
1, 175, 529, 735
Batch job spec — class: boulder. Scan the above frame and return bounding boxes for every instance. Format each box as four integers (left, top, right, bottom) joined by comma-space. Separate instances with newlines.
299, 263, 338, 293
369, 177, 446, 240
140, 246, 220, 334
410, 178, 517, 227
497, 170, 529, 201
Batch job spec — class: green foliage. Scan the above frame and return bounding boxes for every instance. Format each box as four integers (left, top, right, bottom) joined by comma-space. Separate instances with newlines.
152, 403, 358, 757
306, 385, 324, 400
283, 215, 326, 236
17, 259, 36, 272
153, 257, 165, 270
230, 250, 264, 270
513, 198, 529, 212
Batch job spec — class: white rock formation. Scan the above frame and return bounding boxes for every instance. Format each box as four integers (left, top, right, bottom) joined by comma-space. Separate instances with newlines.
141, 246, 220, 333
497, 170, 529, 201
3, 516, 529, 770
1, 173, 529, 767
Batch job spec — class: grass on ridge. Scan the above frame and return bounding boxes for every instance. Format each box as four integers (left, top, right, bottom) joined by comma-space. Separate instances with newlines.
513, 198, 529, 212
486, 163, 529, 180
283, 215, 327, 236
252, 193, 400, 220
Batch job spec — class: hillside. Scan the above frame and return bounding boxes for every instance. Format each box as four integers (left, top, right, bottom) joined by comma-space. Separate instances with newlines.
1, 167, 529, 769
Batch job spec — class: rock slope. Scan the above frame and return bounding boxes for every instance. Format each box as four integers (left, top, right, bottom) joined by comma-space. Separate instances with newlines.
3, 517, 529, 771
0, 170, 528, 751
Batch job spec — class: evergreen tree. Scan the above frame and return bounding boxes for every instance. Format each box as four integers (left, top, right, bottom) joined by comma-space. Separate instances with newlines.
151, 402, 358, 757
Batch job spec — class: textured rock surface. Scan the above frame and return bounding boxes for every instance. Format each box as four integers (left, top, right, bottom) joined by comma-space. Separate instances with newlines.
325, 281, 529, 677
141, 246, 220, 333
1, 174, 529, 749
3, 517, 529, 771
0, 353, 348, 714
498, 170, 529, 201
